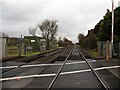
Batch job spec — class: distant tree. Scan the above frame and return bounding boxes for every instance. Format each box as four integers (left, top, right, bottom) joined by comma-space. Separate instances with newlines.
93, 7, 120, 43
29, 28, 37, 36
77, 30, 97, 49
93, 9, 111, 41
38, 19, 58, 50
63, 37, 72, 46
58, 37, 64, 47
78, 33, 85, 46
58, 37, 72, 47
58, 40, 64, 47
86, 30, 97, 49
78, 7, 120, 50
114, 7, 120, 42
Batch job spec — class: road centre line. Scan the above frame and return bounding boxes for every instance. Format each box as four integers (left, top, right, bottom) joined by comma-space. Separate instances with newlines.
0, 65, 119, 82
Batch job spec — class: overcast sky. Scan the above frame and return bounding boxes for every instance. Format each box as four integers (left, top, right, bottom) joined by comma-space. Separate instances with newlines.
1, 0, 120, 43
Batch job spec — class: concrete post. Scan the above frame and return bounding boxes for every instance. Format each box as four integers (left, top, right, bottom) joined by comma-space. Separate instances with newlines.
106, 41, 109, 60
5, 39, 8, 56
109, 42, 112, 58
102, 42, 106, 58
1, 38, 7, 57
97, 41, 100, 59
118, 42, 120, 58
18, 35, 22, 56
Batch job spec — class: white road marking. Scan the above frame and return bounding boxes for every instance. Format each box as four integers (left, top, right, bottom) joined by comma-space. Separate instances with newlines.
0, 66, 18, 69
0, 65, 119, 82
0, 60, 96, 69
21, 64, 61, 68
60, 69, 91, 75
0, 64, 61, 69
94, 65, 120, 71
66, 60, 96, 65
0, 74, 56, 81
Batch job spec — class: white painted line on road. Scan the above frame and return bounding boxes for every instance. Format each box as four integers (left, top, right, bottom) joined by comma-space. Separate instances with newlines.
0, 64, 61, 69
0, 65, 119, 82
0, 60, 96, 69
35, 73, 56, 77
0, 66, 18, 69
60, 69, 91, 75
21, 64, 61, 68
94, 65, 120, 71
0, 74, 56, 81
66, 60, 96, 65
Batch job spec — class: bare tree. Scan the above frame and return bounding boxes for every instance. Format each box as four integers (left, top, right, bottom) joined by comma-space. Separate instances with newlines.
38, 19, 58, 50
29, 28, 37, 36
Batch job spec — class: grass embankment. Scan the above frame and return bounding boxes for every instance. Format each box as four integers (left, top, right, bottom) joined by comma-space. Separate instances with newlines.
7, 45, 41, 56
6, 45, 60, 57
88, 49, 120, 60
7, 49, 41, 57
87, 49, 98, 59
1, 45, 61, 62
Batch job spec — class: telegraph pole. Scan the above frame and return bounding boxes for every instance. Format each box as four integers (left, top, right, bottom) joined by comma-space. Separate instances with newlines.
111, 0, 114, 57
111, 0, 114, 45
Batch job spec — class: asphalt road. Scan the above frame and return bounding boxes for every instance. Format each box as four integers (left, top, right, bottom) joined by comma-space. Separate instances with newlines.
1, 48, 120, 89
53, 60, 104, 88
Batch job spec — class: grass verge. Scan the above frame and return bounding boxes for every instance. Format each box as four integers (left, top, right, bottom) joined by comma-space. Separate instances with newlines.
87, 49, 98, 59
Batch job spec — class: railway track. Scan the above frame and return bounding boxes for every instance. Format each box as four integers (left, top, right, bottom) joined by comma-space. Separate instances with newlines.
1, 47, 66, 76
78, 47, 109, 90
47, 45, 107, 89
1, 45, 119, 89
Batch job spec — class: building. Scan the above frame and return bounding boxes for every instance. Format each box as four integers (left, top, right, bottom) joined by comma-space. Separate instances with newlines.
24, 36, 46, 52
24, 35, 58, 52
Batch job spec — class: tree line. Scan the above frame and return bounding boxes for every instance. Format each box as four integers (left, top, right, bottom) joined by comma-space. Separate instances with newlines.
58, 37, 73, 47
78, 7, 120, 49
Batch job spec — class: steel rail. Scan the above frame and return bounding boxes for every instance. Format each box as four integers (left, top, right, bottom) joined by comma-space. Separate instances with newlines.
47, 48, 73, 90
78, 47, 109, 90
